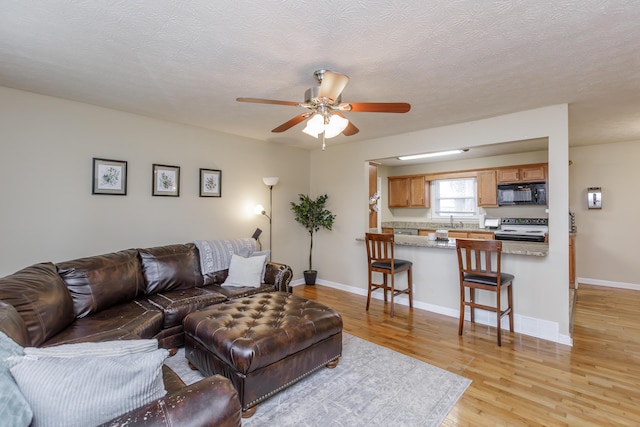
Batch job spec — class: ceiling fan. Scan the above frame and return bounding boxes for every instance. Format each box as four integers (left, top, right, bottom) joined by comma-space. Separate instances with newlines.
236, 69, 411, 149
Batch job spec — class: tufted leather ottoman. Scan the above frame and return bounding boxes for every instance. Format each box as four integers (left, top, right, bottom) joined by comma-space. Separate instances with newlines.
183, 291, 343, 417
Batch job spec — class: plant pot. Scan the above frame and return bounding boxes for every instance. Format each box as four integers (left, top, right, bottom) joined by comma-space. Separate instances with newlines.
303, 270, 317, 286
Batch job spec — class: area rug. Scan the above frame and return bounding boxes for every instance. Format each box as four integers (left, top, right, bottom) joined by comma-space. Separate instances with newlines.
165, 333, 471, 426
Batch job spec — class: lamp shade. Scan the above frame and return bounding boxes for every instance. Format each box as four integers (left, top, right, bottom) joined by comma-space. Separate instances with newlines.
254, 204, 266, 215
262, 177, 280, 186
302, 113, 348, 139
302, 114, 324, 138
324, 114, 349, 138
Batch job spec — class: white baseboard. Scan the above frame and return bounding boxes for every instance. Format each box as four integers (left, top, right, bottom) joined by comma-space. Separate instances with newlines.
292, 278, 572, 346
577, 277, 640, 291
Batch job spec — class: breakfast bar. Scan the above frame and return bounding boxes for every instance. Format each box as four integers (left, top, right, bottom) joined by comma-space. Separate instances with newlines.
390, 234, 548, 256
358, 232, 569, 344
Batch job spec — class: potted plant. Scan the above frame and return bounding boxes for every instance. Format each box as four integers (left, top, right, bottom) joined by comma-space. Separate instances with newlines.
290, 193, 336, 285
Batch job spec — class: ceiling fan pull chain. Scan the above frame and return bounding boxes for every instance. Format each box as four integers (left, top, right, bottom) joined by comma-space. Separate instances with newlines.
322, 132, 326, 150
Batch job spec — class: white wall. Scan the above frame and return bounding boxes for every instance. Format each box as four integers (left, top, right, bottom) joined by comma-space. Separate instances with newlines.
0, 87, 311, 277
309, 105, 571, 340
569, 140, 640, 288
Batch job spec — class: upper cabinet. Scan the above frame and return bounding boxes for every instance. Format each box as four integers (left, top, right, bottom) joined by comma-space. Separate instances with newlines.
496, 164, 546, 184
388, 175, 430, 208
387, 162, 547, 209
477, 170, 498, 207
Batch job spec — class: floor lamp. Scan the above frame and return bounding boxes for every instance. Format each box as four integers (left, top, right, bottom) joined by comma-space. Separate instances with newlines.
254, 177, 279, 258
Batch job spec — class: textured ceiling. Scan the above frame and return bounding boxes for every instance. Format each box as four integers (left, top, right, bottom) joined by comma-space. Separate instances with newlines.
1, 0, 639, 151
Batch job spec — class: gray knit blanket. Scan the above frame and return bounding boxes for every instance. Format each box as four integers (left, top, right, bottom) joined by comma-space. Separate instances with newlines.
193, 238, 257, 275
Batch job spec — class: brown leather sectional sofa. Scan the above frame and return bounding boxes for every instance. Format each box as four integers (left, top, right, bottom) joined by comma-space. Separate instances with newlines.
0, 242, 293, 426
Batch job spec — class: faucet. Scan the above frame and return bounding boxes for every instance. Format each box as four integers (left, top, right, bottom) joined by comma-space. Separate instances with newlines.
449, 216, 464, 229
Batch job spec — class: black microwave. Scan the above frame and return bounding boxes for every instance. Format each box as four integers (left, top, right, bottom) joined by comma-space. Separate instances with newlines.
497, 182, 547, 206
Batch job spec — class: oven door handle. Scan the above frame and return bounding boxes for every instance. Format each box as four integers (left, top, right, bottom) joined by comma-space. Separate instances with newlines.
495, 234, 545, 242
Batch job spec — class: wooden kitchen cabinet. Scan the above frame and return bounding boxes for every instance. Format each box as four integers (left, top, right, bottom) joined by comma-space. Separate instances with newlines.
448, 231, 469, 239
388, 175, 429, 208
569, 234, 576, 288
410, 176, 429, 207
497, 164, 547, 184
468, 232, 495, 240
381, 227, 394, 234
448, 231, 495, 240
477, 170, 498, 207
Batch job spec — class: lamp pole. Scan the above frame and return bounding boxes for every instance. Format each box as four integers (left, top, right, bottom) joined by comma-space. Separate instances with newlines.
261, 177, 279, 259
268, 183, 274, 255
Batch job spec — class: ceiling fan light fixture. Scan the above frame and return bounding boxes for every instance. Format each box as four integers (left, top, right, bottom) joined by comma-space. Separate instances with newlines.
301, 113, 349, 139
324, 114, 349, 138
398, 149, 466, 161
302, 114, 324, 138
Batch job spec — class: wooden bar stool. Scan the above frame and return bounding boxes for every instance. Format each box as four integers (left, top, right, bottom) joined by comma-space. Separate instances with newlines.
365, 232, 413, 317
455, 239, 514, 346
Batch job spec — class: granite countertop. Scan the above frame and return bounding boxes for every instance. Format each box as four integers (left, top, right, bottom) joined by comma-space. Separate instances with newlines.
382, 221, 494, 232
359, 234, 549, 256
393, 235, 548, 256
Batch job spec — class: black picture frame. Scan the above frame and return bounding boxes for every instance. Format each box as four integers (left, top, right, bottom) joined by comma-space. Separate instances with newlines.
92, 158, 127, 195
152, 164, 180, 197
199, 168, 221, 197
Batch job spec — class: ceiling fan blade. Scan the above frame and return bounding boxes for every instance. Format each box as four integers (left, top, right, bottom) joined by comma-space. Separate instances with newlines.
343, 121, 359, 136
271, 114, 310, 133
343, 102, 411, 113
236, 97, 299, 107
318, 71, 349, 102
334, 112, 359, 136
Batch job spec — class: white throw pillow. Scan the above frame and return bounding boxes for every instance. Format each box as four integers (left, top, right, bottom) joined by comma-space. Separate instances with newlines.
8, 340, 167, 427
251, 249, 270, 281
223, 253, 267, 287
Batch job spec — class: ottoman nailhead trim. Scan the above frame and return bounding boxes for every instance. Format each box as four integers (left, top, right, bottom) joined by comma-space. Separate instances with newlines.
245, 354, 341, 408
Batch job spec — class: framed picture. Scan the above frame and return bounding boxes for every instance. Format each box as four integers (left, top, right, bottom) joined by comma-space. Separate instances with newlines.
92, 158, 127, 195
199, 168, 221, 197
152, 164, 180, 196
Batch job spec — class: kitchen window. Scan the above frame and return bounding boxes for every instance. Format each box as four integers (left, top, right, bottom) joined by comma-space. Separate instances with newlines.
432, 178, 478, 218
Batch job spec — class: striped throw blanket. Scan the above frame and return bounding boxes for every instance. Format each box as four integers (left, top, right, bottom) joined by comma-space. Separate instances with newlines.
193, 238, 257, 275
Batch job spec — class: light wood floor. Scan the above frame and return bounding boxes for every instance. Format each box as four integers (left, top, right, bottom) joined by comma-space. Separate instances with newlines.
293, 284, 640, 426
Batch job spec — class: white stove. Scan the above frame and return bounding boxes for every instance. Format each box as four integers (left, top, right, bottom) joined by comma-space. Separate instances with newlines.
494, 218, 548, 242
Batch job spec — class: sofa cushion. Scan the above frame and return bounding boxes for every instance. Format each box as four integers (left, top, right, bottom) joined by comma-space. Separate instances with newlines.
0, 262, 75, 346
213, 283, 277, 300
139, 243, 204, 295
0, 301, 31, 347
202, 269, 228, 286
57, 249, 145, 318
8, 339, 167, 427
0, 332, 32, 427
42, 299, 164, 347
146, 287, 227, 329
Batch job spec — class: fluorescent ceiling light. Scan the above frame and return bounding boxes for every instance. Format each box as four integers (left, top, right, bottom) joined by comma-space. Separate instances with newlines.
397, 149, 465, 161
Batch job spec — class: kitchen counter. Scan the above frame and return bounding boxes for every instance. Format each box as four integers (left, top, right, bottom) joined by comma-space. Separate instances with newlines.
382, 221, 492, 233
360, 233, 548, 256
394, 234, 548, 256
357, 231, 572, 344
